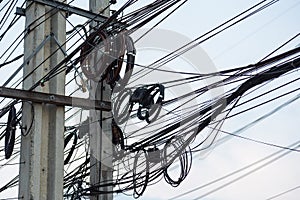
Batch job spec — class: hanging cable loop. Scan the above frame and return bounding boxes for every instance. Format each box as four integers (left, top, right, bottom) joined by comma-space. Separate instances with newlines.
129, 83, 165, 123
4, 105, 16, 159
80, 30, 135, 90
80, 30, 110, 81
112, 87, 133, 125
162, 136, 192, 187
132, 149, 150, 198
111, 33, 136, 92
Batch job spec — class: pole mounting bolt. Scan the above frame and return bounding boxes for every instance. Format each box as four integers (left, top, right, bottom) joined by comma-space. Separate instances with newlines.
49, 95, 55, 101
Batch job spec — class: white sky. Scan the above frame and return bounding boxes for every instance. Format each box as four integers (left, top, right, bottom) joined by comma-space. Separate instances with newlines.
1, 0, 300, 199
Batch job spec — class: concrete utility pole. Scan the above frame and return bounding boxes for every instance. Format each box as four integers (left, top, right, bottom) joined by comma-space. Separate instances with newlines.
19, 1, 66, 199
89, 0, 113, 200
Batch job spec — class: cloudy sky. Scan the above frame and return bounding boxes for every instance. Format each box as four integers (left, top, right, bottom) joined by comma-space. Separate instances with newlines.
1, 0, 300, 199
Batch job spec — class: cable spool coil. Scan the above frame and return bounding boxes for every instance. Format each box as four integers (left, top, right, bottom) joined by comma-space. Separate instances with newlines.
4, 105, 17, 159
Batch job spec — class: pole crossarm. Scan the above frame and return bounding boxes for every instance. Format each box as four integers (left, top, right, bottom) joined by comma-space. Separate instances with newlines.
0, 87, 111, 111
31, 0, 108, 22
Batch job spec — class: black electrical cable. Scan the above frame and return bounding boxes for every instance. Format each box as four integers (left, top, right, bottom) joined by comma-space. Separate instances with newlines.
112, 118, 125, 150
0, 54, 23, 69
169, 140, 300, 200
126, 62, 300, 188
259, 32, 300, 62
0, 0, 77, 88
0, 0, 178, 197
4, 105, 16, 159
66, 24, 88, 39
0, 0, 17, 31
128, 83, 165, 123
0, 0, 11, 13
130, 0, 278, 83
148, 0, 279, 74
224, 85, 300, 122
0, 14, 21, 43
0, 0, 28, 59
0, 5, 65, 87
123, 75, 237, 142
0, 175, 19, 193
0, 0, 95, 113
110, 33, 136, 91
0, 0, 183, 106
80, 29, 110, 80
112, 88, 133, 125
163, 136, 192, 187
215, 127, 300, 153
134, 0, 187, 43
191, 144, 298, 200
209, 73, 300, 124
265, 185, 300, 200
131, 47, 300, 123
33, 0, 181, 90
56, 1, 300, 198
20, 101, 34, 137
125, 0, 181, 29
128, 55, 300, 151
0, 0, 296, 198
64, 130, 78, 165
132, 149, 149, 198
27, 0, 136, 91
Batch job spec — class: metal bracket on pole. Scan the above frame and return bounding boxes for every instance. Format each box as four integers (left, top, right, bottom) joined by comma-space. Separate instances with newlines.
51, 33, 67, 56
3, 34, 52, 87
51, 32, 86, 89
3, 32, 80, 88
31, 0, 108, 22
16, 7, 26, 16
0, 87, 111, 111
